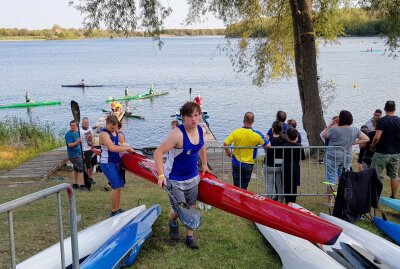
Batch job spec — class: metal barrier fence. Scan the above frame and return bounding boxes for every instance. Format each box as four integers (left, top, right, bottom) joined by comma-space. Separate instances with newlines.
0, 183, 79, 269
206, 145, 347, 199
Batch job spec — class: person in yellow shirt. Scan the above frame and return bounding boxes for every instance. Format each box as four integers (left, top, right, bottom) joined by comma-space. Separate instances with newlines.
224, 112, 270, 189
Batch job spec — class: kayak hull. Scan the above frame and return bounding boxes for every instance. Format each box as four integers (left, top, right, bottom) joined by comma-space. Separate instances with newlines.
0, 101, 61, 109
17, 205, 146, 269
121, 153, 342, 245
61, 84, 103, 87
320, 213, 400, 268
373, 216, 400, 245
256, 222, 344, 269
80, 205, 161, 269
106, 91, 168, 102
380, 197, 400, 211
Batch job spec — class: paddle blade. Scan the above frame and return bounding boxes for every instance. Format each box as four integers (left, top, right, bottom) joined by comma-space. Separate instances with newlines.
176, 204, 202, 231
71, 100, 81, 124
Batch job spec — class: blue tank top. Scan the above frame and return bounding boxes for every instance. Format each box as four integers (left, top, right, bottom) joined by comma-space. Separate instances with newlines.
99, 128, 120, 164
164, 124, 204, 181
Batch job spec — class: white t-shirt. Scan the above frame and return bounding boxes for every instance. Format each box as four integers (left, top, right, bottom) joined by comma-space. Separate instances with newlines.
80, 127, 94, 151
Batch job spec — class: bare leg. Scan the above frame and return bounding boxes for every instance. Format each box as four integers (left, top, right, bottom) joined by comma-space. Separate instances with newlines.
77, 172, 84, 186
391, 177, 398, 198
71, 171, 77, 185
111, 188, 122, 211
87, 167, 94, 178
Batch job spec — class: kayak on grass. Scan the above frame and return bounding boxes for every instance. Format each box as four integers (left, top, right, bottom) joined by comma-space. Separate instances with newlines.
0, 100, 61, 109
379, 196, 400, 212
121, 152, 342, 245
80, 205, 161, 269
289, 203, 390, 269
17, 205, 146, 269
373, 216, 400, 245
106, 91, 169, 103
255, 222, 344, 269
61, 84, 104, 87
320, 213, 400, 269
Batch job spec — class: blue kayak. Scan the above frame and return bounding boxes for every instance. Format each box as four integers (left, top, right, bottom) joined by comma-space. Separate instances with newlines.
80, 204, 161, 269
380, 197, 400, 212
373, 216, 400, 245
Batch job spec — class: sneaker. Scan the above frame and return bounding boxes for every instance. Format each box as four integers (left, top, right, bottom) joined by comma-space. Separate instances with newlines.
72, 184, 79, 190
109, 209, 123, 217
117, 209, 125, 214
103, 184, 111, 192
185, 236, 199, 249
89, 178, 96, 185
79, 186, 90, 192
169, 220, 179, 240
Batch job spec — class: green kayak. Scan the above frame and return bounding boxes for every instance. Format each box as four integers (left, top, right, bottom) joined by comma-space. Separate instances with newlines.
106, 91, 169, 103
0, 100, 62, 109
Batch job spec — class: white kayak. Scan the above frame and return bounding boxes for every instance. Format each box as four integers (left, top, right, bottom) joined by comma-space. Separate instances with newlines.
320, 213, 400, 269
17, 205, 146, 269
255, 223, 344, 269
289, 203, 390, 269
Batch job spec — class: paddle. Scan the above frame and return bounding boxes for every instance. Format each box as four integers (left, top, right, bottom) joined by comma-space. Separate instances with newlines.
70, 100, 91, 190
140, 162, 202, 230
189, 87, 192, 101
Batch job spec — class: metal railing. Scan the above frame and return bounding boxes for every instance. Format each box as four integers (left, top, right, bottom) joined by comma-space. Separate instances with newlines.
206, 145, 347, 199
0, 183, 79, 269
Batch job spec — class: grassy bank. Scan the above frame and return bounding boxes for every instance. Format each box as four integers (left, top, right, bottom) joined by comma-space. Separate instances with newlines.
0, 162, 398, 268
0, 118, 64, 171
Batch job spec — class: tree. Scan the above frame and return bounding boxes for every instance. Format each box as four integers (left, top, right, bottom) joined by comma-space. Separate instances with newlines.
70, 0, 400, 144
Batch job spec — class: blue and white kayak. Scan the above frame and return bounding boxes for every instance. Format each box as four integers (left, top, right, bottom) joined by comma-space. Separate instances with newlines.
255, 222, 344, 269
17, 205, 146, 269
380, 197, 400, 212
320, 213, 400, 269
289, 203, 390, 269
80, 204, 161, 269
373, 216, 400, 245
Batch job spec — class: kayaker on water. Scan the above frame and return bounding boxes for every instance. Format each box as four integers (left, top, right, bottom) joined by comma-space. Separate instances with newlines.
80, 79, 85, 86
124, 86, 129, 97
149, 84, 154, 96
194, 95, 202, 107
154, 101, 209, 249
25, 92, 32, 103
99, 115, 135, 217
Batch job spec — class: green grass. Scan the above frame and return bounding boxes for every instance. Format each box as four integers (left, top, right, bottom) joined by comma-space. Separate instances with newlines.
0, 153, 399, 268
0, 118, 64, 171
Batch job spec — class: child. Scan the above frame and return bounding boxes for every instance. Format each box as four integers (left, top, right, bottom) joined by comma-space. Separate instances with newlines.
171, 120, 179, 129
282, 128, 305, 204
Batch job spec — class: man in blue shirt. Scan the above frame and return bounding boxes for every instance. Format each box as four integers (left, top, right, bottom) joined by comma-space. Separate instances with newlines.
65, 120, 86, 190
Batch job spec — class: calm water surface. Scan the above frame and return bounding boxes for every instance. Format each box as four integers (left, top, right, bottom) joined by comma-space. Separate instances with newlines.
0, 36, 399, 147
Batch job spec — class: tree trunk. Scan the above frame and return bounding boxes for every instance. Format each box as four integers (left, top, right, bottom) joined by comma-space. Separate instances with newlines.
289, 0, 325, 147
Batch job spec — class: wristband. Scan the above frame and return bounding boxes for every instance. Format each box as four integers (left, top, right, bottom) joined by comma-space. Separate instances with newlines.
158, 174, 165, 179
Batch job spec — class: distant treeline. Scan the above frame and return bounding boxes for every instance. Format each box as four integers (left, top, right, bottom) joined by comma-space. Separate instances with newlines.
0, 8, 387, 40
226, 8, 387, 38
0, 25, 225, 40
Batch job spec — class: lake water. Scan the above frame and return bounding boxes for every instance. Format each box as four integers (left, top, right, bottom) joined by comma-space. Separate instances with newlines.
0, 36, 399, 147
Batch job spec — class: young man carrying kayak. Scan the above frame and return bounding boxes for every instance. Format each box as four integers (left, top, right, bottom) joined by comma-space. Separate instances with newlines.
154, 101, 209, 249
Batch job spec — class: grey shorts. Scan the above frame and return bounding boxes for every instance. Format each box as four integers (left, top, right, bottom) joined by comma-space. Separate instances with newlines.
70, 157, 84, 173
166, 177, 199, 212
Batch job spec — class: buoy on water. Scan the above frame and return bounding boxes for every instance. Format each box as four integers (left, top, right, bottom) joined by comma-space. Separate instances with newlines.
353, 83, 358, 89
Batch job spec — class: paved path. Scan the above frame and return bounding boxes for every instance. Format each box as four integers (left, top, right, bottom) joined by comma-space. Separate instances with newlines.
0, 147, 68, 180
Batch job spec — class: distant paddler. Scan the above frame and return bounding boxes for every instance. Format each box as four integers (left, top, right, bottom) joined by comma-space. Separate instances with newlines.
124, 86, 129, 97
149, 84, 155, 96
80, 79, 85, 86
25, 92, 32, 103
194, 95, 202, 107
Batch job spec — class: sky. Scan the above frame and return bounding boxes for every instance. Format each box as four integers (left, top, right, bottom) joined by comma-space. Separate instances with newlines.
0, 0, 224, 30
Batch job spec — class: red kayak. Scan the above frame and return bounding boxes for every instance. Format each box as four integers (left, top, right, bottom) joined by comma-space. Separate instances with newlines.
122, 153, 342, 245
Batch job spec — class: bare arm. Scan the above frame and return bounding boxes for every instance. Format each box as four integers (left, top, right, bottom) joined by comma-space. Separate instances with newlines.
353, 131, 370, 145
223, 142, 232, 157
199, 129, 209, 174
370, 130, 382, 148
154, 129, 181, 187
100, 132, 133, 153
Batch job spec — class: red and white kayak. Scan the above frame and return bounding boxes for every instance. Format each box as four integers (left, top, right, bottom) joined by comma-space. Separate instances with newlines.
121, 153, 342, 245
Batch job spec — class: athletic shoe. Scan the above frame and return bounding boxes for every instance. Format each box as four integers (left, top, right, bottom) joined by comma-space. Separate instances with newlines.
117, 209, 125, 213
79, 186, 90, 192
169, 220, 179, 240
109, 209, 123, 217
185, 236, 199, 249
72, 184, 79, 190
